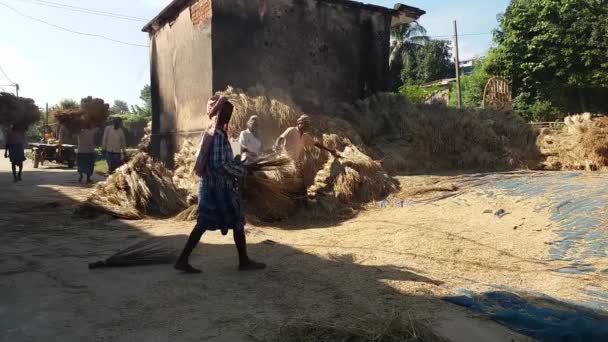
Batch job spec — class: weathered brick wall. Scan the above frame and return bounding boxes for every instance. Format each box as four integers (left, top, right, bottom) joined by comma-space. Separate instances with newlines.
190, 0, 212, 25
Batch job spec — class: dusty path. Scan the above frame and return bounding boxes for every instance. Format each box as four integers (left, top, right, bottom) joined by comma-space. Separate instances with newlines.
1, 157, 543, 341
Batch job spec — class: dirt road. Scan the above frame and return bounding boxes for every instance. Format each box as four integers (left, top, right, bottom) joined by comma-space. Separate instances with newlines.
4, 156, 600, 341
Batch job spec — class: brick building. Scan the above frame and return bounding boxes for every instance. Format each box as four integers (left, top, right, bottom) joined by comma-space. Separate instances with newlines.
143, 0, 424, 164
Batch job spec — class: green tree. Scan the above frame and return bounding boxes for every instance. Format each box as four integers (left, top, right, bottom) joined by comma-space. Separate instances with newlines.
110, 100, 129, 114
406, 40, 455, 86
140, 85, 151, 110
489, 0, 608, 119
389, 22, 429, 90
55, 99, 79, 110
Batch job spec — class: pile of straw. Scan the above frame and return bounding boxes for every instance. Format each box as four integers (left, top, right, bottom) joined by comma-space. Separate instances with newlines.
74, 153, 187, 219
138, 121, 152, 152
0, 92, 40, 127
173, 139, 199, 194
53, 96, 110, 133
308, 144, 397, 210
173, 141, 302, 222
540, 116, 608, 171
330, 93, 542, 174
279, 316, 446, 342
218, 87, 301, 149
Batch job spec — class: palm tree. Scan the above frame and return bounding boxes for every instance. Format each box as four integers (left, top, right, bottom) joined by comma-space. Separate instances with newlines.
389, 22, 430, 90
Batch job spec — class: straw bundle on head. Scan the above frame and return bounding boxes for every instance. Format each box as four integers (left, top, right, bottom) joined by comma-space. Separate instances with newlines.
80, 96, 110, 126
0, 92, 40, 127
74, 153, 187, 219
53, 108, 86, 133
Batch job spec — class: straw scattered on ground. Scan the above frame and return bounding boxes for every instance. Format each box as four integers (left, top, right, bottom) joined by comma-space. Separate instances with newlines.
0, 92, 40, 127
278, 315, 446, 342
74, 153, 187, 219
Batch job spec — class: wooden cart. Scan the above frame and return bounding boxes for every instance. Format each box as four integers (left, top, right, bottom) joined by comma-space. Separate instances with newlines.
29, 143, 77, 169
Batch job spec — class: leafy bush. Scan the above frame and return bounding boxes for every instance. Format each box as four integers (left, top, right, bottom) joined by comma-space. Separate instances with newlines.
399, 85, 443, 104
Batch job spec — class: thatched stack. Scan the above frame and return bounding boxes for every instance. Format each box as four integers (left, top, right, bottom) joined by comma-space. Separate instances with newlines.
74, 153, 187, 219
330, 93, 542, 174
540, 116, 608, 171
53, 96, 110, 133
0, 92, 40, 127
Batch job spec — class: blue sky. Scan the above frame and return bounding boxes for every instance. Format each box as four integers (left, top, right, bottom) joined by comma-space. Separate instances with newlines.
0, 0, 509, 108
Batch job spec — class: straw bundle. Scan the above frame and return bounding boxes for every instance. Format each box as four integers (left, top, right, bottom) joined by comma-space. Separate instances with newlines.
173, 139, 199, 194
308, 144, 397, 206
74, 153, 187, 219
242, 153, 302, 221
540, 116, 608, 171
88, 235, 183, 269
53, 97, 110, 133
80, 96, 110, 125
53, 108, 86, 133
0, 92, 40, 127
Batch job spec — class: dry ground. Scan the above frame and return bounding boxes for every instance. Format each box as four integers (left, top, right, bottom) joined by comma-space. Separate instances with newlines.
5, 156, 606, 341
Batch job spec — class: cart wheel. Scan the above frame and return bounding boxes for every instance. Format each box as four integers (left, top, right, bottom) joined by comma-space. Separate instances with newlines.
68, 159, 75, 169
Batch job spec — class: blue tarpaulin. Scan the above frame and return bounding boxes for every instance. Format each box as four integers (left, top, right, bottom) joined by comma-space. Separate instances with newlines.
444, 290, 608, 342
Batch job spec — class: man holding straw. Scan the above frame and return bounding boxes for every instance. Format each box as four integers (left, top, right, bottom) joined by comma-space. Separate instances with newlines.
174, 95, 266, 274
275, 114, 339, 175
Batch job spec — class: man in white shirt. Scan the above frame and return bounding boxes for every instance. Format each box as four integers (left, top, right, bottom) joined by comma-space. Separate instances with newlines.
102, 117, 127, 173
238, 115, 262, 161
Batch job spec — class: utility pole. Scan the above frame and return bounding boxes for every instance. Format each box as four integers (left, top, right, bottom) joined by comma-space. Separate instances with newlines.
453, 20, 462, 109
15, 83, 19, 97
45, 103, 49, 127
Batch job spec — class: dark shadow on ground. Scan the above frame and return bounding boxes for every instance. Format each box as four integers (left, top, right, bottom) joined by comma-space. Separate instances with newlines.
0, 169, 478, 341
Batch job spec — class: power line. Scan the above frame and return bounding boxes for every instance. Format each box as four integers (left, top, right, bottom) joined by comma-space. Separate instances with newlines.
13, 0, 147, 22
0, 63, 16, 85
0, 2, 149, 48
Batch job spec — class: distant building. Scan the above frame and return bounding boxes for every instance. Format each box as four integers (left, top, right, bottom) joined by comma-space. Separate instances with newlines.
459, 59, 474, 75
143, 0, 425, 164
